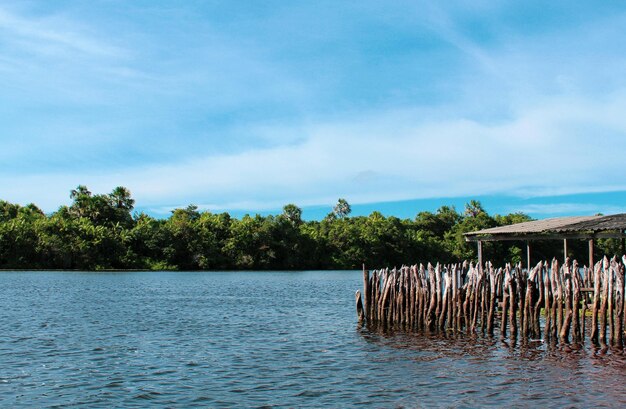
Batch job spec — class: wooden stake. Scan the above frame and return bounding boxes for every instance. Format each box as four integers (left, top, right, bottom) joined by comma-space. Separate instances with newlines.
534, 262, 544, 339
616, 257, 626, 348
559, 260, 572, 343
599, 257, 609, 346
363, 265, 370, 323
487, 266, 499, 336
608, 258, 616, 346
571, 260, 581, 343
508, 266, 518, 339
356, 290, 365, 324
544, 261, 553, 341
590, 261, 602, 344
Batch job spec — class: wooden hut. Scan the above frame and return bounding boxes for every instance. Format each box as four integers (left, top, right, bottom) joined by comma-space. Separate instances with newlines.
464, 214, 626, 271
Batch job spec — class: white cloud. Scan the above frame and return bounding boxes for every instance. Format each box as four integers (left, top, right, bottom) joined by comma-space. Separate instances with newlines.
0, 7, 125, 58
5, 87, 626, 213
3, 2, 626, 215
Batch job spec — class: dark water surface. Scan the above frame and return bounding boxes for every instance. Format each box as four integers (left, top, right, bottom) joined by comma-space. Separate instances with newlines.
1, 271, 625, 408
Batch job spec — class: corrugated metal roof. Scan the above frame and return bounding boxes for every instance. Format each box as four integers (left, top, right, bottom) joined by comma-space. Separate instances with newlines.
465, 215, 602, 236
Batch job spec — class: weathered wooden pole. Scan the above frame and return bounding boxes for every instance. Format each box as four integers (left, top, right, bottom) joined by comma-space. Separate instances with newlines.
463, 265, 473, 334
559, 260, 572, 343
500, 265, 510, 338
363, 265, 370, 323
616, 257, 626, 348
550, 259, 560, 340
398, 267, 404, 327
446, 266, 454, 330
571, 260, 581, 343
555, 259, 564, 338
533, 262, 544, 339
471, 267, 483, 333
356, 290, 365, 324
419, 264, 427, 330
544, 262, 553, 341
523, 264, 539, 339
451, 264, 458, 332
508, 267, 518, 339
408, 266, 415, 330
517, 264, 527, 339
608, 258, 616, 346
438, 268, 450, 330
426, 263, 437, 331
379, 268, 392, 325
563, 239, 568, 264
588, 239, 594, 279
486, 266, 499, 336
590, 261, 602, 343
599, 257, 609, 346
369, 270, 380, 321
434, 264, 442, 330
480, 264, 489, 333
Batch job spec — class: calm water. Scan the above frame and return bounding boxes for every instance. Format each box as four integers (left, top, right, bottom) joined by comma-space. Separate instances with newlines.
1, 271, 625, 408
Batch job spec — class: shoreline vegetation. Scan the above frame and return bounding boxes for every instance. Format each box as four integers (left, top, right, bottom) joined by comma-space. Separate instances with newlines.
0, 186, 622, 271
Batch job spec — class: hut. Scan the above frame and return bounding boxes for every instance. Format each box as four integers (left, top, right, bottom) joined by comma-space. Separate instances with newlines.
464, 214, 626, 271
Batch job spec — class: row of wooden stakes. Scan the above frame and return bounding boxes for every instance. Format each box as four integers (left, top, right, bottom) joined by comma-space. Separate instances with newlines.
355, 256, 626, 348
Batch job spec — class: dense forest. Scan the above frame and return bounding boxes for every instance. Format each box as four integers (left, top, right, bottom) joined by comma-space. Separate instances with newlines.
0, 186, 621, 270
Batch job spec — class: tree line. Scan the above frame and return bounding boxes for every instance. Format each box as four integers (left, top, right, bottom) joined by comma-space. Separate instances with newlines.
0, 186, 621, 270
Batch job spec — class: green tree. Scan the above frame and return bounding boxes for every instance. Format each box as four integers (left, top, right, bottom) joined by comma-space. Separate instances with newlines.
333, 198, 352, 219
281, 204, 302, 226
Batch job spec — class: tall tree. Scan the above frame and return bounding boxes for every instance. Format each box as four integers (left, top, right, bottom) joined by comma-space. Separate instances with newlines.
282, 204, 302, 226
109, 186, 135, 211
333, 198, 352, 219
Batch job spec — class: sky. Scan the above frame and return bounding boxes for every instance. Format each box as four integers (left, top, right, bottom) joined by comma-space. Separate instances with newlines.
2, 0, 626, 220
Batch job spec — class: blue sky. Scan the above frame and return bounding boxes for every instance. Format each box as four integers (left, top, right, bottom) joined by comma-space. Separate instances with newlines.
2, 0, 626, 220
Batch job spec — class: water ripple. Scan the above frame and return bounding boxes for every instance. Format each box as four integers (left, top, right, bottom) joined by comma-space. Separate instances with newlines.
1, 271, 625, 408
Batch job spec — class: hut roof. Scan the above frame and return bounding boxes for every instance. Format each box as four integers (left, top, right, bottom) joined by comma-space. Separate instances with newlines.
465, 213, 626, 241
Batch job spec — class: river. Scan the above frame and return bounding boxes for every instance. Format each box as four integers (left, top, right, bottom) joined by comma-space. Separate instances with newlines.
1, 270, 624, 408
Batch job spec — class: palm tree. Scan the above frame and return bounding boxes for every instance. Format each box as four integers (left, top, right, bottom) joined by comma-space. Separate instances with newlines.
464, 200, 485, 217
109, 186, 135, 211
282, 204, 303, 225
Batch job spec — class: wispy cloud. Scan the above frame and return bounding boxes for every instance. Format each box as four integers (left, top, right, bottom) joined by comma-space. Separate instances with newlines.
2, 1, 626, 216
5, 87, 626, 212
0, 7, 124, 57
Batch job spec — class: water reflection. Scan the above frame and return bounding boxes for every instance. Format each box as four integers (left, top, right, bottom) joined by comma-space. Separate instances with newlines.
359, 322, 626, 369
359, 324, 626, 407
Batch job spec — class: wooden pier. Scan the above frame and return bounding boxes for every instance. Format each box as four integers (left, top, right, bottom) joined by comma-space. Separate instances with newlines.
356, 256, 626, 349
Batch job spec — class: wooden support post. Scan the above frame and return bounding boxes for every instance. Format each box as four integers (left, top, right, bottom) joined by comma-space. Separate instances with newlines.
589, 239, 594, 272
559, 263, 572, 344
616, 256, 626, 349
544, 263, 552, 341
534, 262, 544, 339
599, 257, 609, 346
550, 259, 560, 340
356, 290, 365, 324
477, 241, 483, 273
363, 264, 370, 323
571, 261, 581, 343
508, 268, 518, 339
526, 241, 531, 273
590, 261, 602, 344
563, 239, 568, 264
